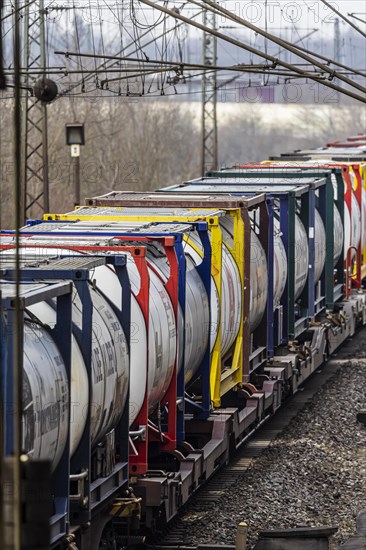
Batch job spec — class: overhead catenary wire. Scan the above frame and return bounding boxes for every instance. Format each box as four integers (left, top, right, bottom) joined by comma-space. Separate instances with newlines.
280, 38, 366, 79
0, 0, 37, 21
55, 51, 284, 73
215, 28, 321, 95
317, 0, 366, 39
69, 12, 202, 89
60, 2, 202, 96
348, 13, 366, 26
3, 0, 365, 101
56, 51, 347, 89
195, 0, 366, 94
135, 0, 366, 103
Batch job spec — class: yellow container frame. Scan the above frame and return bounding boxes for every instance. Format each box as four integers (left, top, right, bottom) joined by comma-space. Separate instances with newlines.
46, 207, 245, 407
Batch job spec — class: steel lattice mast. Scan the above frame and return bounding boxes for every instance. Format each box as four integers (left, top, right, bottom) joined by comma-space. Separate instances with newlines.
201, 5, 218, 175
21, 0, 49, 225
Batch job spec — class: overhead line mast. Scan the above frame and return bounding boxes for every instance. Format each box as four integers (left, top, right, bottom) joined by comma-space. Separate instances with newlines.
21, 0, 50, 225
201, 3, 218, 174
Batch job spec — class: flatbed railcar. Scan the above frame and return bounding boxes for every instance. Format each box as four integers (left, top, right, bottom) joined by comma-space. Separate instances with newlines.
1, 135, 366, 549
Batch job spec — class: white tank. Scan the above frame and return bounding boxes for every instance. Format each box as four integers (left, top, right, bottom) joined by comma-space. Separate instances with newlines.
92, 257, 177, 416
146, 268, 176, 412
91, 262, 146, 426
181, 253, 210, 382
26, 301, 89, 456
351, 192, 361, 252
6, 247, 130, 461
27, 280, 129, 449
344, 192, 361, 260
333, 204, 343, 266
295, 215, 309, 299
22, 320, 69, 471
314, 209, 326, 284
273, 220, 287, 307
249, 231, 268, 331
143, 245, 210, 386
184, 220, 242, 353
220, 242, 243, 354
220, 217, 263, 337
184, 233, 232, 355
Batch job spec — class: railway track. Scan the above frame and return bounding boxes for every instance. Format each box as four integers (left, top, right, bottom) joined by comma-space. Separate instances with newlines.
148, 345, 354, 549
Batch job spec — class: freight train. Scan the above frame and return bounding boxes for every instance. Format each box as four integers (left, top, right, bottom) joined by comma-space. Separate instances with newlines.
1, 134, 366, 549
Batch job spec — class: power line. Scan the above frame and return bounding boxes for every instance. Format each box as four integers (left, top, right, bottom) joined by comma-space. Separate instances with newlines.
348, 13, 366, 26
318, 0, 366, 39
136, 0, 366, 103
198, 0, 366, 94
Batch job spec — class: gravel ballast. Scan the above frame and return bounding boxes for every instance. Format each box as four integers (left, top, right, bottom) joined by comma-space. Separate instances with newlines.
173, 335, 366, 549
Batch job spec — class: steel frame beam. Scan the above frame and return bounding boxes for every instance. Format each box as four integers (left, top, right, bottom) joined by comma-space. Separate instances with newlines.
21, 0, 49, 225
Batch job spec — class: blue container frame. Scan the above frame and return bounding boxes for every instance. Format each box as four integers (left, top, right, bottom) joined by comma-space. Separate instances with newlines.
9, 218, 213, 431
1, 278, 73, 544
1, 255, 131, 536
158, 179, 326, 341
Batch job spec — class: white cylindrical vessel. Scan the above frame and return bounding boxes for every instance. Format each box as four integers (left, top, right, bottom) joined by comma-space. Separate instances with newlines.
181, 253, 210, 382
22, 320, 69, 470
220, 217, 258, 336
93, 251, 176, 416
351, 192, 362, 251
146, 268, 176, 412
7, 246, 130, 461
295, 215, 309, 299
314, 209, 326, 284
344, 192, 361, 260
273, 220, 287, 307
249, 230, 268, 332
220, 242, 243, 354
333, 204, 344, 266
91, 260, 146, 426
28, 279, 129, 448
27, 300, 89, 456
137, 241, 210, 386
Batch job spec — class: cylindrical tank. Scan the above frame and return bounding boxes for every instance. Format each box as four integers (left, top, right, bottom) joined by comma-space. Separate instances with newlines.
22, 319, 69, 470
344, 192, 361, 259
181, 252, 210, 382
90, 256, 177, 416
141, 243, 210, 386
5, 246, 130, 465
333, 204, 343, 266
90, 262, 146, 425
351, 192, 361, 252
294, 215, 309, 299
314, 209, 326, 284
28, 279, 129, 450
273, 220, 287, 307
220, 216, 265, 335
220, 242, 243, 354
249, 231, 268, 332
26, 301, 89, 456
183, 228, 242, 358
145, 268, 176, 412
